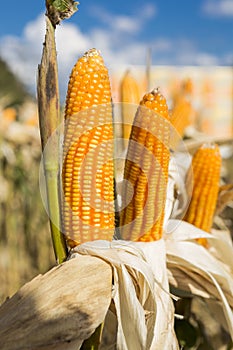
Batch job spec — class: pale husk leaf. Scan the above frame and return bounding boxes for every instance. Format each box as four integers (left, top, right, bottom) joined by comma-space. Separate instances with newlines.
164, 152, 191, 224
70, 239, 179, 350
165, 219, 233, 340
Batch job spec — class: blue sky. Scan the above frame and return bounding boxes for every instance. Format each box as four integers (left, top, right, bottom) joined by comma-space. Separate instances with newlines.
0, 0, 232, 97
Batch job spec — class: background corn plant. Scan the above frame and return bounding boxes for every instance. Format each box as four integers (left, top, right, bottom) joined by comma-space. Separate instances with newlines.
0, 116, 55, 303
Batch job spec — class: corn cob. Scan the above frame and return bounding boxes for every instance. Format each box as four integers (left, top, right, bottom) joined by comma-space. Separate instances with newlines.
62, 48, 115, 247
120, 70, 140, 146
170, 96, 192, 147
184, 143, 221, 244
181, 77, 193, 96
119, 88, 170, 241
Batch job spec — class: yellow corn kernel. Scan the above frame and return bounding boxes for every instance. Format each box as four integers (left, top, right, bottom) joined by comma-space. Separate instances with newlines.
119, 88, 170, 242
120, 70, 141, 146
184, 143, 221, 245
62, 48, 115, 247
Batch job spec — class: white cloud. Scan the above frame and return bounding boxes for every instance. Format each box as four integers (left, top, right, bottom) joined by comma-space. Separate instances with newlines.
202, 0, 233, 17
89, 3, 157, 34
89, 8, 140, 34
176, 51, 220, 66
0, 6, 231, 102
143, 38, 222, 66
141, 3, 157, 19
151, 38, 173, 52
0, 4, 158, 100
159, 39, 220, 66
0, 14, 92, 99
0, 15, 44, 92
113, 15, 140, 33
223, 52, 233, 65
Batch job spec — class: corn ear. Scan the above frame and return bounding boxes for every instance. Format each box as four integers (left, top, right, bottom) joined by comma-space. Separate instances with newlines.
120, 70, 141, 147
62, 48, 115, 247
120, 88, 170, 241
170, 96, 193, 147
184, 143, 221, 245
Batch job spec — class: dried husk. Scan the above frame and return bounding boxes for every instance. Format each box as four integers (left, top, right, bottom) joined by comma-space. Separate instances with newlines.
70, 239, 179, 350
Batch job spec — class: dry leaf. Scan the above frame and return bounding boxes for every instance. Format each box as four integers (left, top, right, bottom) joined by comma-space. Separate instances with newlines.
70, 239, 179, 350
216, 184, 233, 215
165, 219, 233, 340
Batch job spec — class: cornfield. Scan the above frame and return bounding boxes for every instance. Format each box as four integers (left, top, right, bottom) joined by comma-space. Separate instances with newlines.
0, 2, 233, 349
0, 109, 55, 303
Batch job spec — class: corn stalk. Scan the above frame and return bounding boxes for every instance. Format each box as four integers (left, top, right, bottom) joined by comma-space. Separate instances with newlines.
37, 1, 78, 263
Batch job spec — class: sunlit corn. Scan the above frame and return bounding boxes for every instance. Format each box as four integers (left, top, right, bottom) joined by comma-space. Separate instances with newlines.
182, 77, 193, 96
170, 96, 192, 147
62, 48, 115, 247
120, 88, 170, 241
184, 143, 221, 245
120, 70, 140, 146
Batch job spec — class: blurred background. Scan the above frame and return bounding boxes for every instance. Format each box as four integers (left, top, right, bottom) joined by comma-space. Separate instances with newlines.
0, 0, 233, 304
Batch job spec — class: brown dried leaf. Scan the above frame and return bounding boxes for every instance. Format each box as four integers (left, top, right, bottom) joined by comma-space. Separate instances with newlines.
216, 184, 233, 215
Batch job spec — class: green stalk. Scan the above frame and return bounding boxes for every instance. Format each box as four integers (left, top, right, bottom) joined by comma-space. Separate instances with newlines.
37, 1, 78, 264
37, 16, 67, 264
81, 324, 103, 350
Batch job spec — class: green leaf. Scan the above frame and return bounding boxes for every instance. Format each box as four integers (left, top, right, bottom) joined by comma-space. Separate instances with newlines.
51, 0, 78, 12
46, 0, 79, 26
81, 324, 103, 350
175, 319, 198, 348
37, 17, 68, 264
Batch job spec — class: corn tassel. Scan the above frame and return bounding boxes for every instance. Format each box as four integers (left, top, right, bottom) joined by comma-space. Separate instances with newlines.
62, 48, 115, 247
184, 143, 221, 245
119, 88, 170, 241
120, 70, 140, 146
